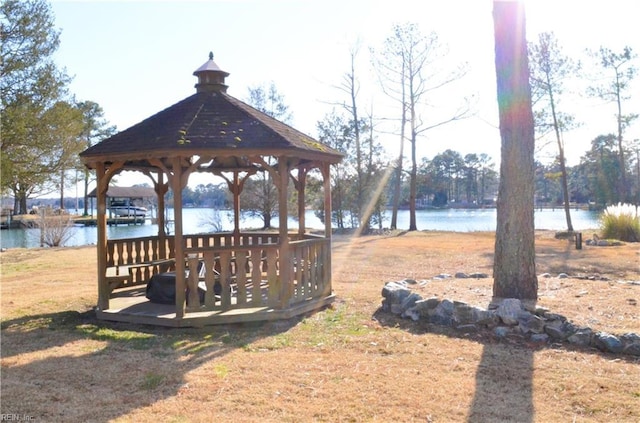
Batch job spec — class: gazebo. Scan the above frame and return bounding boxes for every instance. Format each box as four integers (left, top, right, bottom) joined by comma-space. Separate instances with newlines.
80, 53, 343, 327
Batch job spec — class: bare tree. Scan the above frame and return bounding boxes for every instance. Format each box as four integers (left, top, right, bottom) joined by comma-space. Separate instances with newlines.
374, 23, 471, 230
36, 209, 75, 247
588, 46, 638, 202
492, 1, 538, 301
241, 83, 291, 228
529, 32, 580, 232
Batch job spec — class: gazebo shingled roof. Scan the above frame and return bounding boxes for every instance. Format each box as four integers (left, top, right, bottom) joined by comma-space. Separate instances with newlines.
80, 55, 342, 171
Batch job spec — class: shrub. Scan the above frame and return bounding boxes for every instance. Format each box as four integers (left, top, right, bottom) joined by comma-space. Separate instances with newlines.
35, 213, 76, 247
599, 203, 640, 242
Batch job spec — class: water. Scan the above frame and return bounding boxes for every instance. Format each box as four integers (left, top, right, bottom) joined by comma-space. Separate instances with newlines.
0, 208, 600, 249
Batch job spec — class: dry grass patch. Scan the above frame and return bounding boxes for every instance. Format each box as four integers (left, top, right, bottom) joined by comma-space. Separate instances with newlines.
1, 231, 639, 422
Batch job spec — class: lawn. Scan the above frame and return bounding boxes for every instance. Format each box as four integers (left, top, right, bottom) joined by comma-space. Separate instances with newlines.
1, 231, 639, 422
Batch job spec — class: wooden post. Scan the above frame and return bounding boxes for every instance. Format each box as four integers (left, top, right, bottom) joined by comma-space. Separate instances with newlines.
95, 162, 109, 311
575, 232, 582, 250
321, 163, 333, 297
278, 159, 291, 308
233, 171, 241, 245
186, 253, 200, 309
171, 158, 186, 318
297, 167, 307, 238
155, 171, 168, 258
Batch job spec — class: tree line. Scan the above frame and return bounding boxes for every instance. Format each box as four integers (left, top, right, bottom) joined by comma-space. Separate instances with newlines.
1, 0, 115, 215
2, 1, 638, 234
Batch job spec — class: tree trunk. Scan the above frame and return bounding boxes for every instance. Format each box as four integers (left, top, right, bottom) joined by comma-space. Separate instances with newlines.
59, 170, 65, 210
545, 69, 574, 232
390, 155, 403, 230
408, 92, 418, 231
558, 148, 574, 232
390, 61, 408, 231
492, 1, 538, 301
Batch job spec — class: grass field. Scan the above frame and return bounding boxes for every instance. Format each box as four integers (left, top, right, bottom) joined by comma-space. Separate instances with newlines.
1, 230, 639, 422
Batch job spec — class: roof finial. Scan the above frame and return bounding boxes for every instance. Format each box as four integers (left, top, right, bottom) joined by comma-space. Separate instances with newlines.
193, 52, 229, 93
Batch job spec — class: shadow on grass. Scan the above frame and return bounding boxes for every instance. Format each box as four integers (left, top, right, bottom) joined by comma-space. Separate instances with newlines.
0, 308, 305, 421
372, 303, 637, 422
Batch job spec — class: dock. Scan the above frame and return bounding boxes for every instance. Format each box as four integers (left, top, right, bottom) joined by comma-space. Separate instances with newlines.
74, 216, 148, 226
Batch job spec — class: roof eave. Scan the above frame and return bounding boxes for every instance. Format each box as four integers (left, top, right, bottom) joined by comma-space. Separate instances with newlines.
81, 147, 343, 169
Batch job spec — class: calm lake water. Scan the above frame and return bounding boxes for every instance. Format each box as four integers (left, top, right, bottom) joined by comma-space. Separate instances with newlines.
0, 208, 600, 249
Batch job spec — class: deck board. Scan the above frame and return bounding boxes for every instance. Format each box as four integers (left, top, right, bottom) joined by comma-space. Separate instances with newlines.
99, 286, 335, 327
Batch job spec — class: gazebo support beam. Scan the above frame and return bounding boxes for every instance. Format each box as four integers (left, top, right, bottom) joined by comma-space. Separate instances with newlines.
277, 159, 292, 308
155, 171, 168, 255
216, 168, 256, 239
292, 166, 308, 237
95, 160, 124, 311
321, 163, 333, 297
142, 170, 169, 255
170, 157, 190, 318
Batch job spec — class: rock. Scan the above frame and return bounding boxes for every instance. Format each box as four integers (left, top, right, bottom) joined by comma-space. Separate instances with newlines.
493, 326, 510, 338
623, 343, 640, 356
402, 307, 420, 321
518, 312, 546, 334
530, 333, 549, 344
453, 303, 474, 325
454, 272, 469, 279
400, 293, 423, 319
539, 273, 552, 278
390, 303, 404, 315
533, 306, 550, 316
544, 319, 575, 341
543, 312, 567, 322
495, 298, 524, 326
558, 273, 569, 279
620, 333, 640, 344
456, 305, 497, 327
433, 273, 452, 280
401, 292, 422, 311
468, 272, 489, 279
411, 297, 441, 318
378, 280, 640, 357
430, 299, 454, 326
592, 332, 623, 353
381, 282, 412, 305
474, 309, 498, 327
620, 333, 640, 356
456, 324, 478, 334
567, 328, 593, 347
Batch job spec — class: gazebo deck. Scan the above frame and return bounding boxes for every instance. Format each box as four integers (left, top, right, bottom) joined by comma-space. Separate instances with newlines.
98, 232, 334, 326
100, 286, 336, 327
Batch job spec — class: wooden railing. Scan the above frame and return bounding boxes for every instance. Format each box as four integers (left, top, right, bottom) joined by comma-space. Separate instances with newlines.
106, 232, 332, 312
288, 236, 331, 304
183, 242, 280, 311
105, 236, 175, 289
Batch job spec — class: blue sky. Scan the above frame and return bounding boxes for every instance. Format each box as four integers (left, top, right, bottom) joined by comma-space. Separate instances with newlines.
50, 0, 639, 189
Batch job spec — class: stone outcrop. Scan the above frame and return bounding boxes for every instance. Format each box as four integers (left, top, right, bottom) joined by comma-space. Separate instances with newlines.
380, 279, 640, 357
